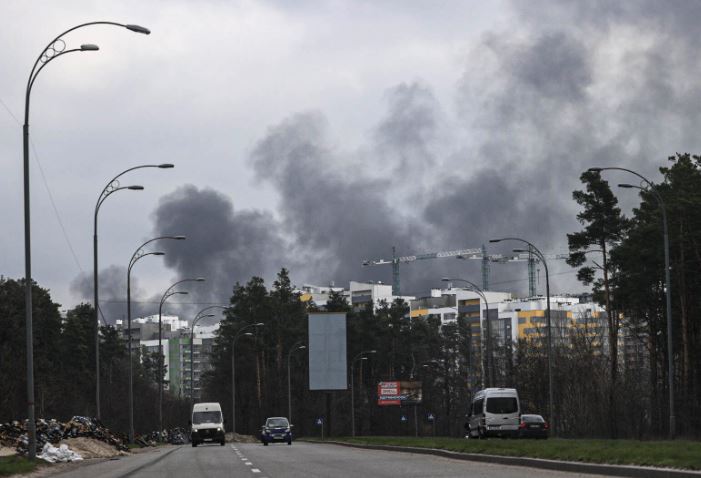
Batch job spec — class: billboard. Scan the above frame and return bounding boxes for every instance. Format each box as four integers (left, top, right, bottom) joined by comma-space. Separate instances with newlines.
308, 313, 348, 390
377, 381, 423, 406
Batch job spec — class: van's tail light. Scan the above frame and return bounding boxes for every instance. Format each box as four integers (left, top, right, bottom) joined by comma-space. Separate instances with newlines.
544, 422, 550, 430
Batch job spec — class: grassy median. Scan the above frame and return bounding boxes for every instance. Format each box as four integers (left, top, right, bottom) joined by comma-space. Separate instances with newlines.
323, 436, 701, 471
0, 456, 41, 476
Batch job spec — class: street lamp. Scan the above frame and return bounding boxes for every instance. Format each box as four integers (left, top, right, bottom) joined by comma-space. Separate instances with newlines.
232, 323, 264, 434
22, 20, 149, 459
287, 342, 306, 425
490, 237, 554, 434
126, 235, 185, 443
441, 277, 493, 388
94, 164, 173, 420
351, 350, 376, 437
189, 305, 229, 406
590, 166, 675, 438
158, 278, 206, 435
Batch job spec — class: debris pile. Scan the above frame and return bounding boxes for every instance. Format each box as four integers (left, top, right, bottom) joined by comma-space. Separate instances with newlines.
0, 417, 128, 456
38, 443, 83, 463
134, 427, 190, 446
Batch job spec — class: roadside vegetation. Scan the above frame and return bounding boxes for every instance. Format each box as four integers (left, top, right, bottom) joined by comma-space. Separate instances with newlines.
0, 456, 41, 476
332, 437, 701, 470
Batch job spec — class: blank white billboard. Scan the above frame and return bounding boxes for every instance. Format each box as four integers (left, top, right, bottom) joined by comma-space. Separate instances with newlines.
308, 313, 347, 390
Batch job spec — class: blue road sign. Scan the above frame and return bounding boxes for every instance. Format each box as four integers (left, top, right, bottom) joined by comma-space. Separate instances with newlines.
400, 415, 408, 422
316, 418, 324, 426
427, 413, 435, 421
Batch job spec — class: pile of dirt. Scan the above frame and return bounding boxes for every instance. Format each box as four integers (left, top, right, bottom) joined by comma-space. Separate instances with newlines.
59, 437, 126, 459
0, 446, 15, 457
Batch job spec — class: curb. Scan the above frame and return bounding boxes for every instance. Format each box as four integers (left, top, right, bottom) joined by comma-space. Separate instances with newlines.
304, 440, 701, 478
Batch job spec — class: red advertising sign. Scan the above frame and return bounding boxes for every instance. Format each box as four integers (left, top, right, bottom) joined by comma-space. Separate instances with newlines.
377, 381, 422, 406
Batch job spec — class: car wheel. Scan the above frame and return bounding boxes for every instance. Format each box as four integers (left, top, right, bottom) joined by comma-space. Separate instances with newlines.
263, 441, 268, 446
220, 440, 225, 446
287, 440, 292, 445
192, 442, 197, 447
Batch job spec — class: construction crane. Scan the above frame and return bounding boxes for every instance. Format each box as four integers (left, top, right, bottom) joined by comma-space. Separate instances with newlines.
362, 245, 505, 295
362, 245, 569, 296
482, 247, 569, 296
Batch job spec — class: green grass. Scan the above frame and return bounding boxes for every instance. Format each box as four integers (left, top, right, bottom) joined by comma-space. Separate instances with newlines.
323, 436, 701, 471
0, 455, 42, 476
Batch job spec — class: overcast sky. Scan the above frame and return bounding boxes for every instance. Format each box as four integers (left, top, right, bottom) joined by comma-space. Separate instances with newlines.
3, 1, 701, 322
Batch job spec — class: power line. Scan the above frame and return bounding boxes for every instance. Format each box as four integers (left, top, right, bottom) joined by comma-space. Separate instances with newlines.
0, 97, 84, 274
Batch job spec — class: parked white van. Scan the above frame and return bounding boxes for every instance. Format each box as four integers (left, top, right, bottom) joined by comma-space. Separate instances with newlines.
465, 388, 520, 438
190, 402, 225, 447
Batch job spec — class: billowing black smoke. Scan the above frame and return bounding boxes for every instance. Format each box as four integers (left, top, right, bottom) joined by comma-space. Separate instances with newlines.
74, 2, 701, 307
151, 185, 288, 310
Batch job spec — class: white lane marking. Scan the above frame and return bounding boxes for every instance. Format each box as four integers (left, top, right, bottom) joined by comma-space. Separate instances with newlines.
241, 458, 248, 461
251, 469, 261, 473
245, 462, 253, 466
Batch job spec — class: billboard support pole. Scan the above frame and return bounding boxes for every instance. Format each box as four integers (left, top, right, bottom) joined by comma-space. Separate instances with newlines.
414, 405, 418, 437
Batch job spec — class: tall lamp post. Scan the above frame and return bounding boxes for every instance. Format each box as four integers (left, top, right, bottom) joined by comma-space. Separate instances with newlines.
94, 164, 173, 420
158, 278, 205, 435
351, 350, 376, 437
189, 306, 229, 406
490, 237, 554, 434
232, 323, 264, 434
589, 166, 675, 438
22, 20, 149, 459
126, 235, 185, 443
287, 342, 306, 424
441, 278, 493, 387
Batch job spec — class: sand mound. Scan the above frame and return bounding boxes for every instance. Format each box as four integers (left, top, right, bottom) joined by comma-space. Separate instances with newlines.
59, 437, 126, 459
0, 446, 15, 457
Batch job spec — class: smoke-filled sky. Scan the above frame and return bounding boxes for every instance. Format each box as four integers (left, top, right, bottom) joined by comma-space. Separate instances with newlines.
3, 1, 701, 323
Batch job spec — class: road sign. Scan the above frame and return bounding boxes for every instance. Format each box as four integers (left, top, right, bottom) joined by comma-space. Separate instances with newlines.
427, 413, 435, 422
400, 415, 408, 422
316, 418, 324, 426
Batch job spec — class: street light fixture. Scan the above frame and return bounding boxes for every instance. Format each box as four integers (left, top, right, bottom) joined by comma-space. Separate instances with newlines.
94, 165, 174, 421
287, 342, 307, 425
22, 20, 149, 459
589, 166, 675, 438
490, 237, 554, 434
158, 278, 206, 435
232, 323, 264, 434
351, 350, 376, 437
126, 235, 184, 443
189, 306, 229, 406
441, 277, 493, 388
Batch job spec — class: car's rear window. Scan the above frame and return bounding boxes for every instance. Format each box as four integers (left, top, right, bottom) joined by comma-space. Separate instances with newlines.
521, 414, 544, 423
193, 411, 222, 424
486, 397, 518, 414
266, 418, 289, 428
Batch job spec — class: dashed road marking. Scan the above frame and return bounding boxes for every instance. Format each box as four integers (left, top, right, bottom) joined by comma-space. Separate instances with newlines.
245, 461, 253, 466
251, 469, 261, 474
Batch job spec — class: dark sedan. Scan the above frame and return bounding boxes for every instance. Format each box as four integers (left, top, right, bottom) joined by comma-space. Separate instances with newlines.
260, 417, 293, 445
518, 414, 549, 439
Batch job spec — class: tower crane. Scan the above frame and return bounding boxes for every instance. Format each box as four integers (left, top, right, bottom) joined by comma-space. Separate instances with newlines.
362, 245, 569, 296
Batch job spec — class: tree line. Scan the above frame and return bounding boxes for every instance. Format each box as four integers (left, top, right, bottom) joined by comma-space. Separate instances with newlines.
0, 278, 187, 434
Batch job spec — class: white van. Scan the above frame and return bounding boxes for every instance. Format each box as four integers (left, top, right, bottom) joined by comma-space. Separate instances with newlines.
466, 388, 520, 438
190, 402, 225, 447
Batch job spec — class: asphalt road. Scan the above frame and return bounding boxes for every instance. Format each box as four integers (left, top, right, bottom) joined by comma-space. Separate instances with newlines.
52, 441, 616, 478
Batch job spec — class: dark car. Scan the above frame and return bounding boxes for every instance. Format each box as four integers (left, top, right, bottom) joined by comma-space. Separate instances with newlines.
260, 417, 293, 445
518, 414, 549, 439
